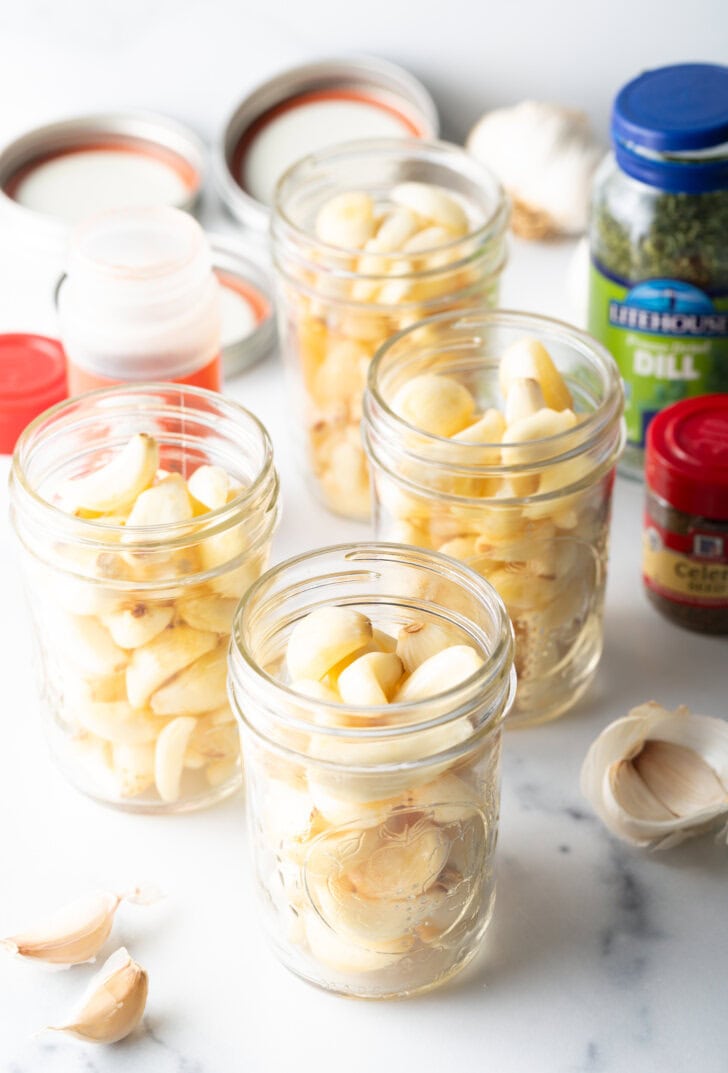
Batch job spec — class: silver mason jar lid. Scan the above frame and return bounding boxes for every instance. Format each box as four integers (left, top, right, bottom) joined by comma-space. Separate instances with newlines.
214, 55, 439, 233
209, 232, 276, 376
0, 110, 205, 252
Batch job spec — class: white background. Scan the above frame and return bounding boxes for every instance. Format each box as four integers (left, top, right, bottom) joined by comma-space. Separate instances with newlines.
1, 6, 727, 1073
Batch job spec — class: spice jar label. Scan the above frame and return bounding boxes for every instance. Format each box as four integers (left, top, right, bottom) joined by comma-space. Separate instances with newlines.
589, 264, 728, 449
643, 513, 728, 608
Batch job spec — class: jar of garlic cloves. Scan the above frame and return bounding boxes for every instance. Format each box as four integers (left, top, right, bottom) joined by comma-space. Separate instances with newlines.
363, 311, 625, 727
229, 543, 515, 999
10, 384, 279, 812
271, 139, 508, 519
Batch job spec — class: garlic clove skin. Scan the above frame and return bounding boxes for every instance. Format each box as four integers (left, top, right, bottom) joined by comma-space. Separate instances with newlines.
466, 101, 603, 239
1, 891, 121, 965
49, 946, 148, 1043
581, 702, 728, 848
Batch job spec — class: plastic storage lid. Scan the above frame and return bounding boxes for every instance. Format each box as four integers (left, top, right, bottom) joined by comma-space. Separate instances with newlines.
0, 334, 67, 454
613, 64, 728, 152
646, 395, 728, 521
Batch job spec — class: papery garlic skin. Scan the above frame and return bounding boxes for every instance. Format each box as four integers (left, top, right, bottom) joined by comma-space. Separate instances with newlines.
1, 891, 121, 965
581, 702, 728, 849
467, 101, 603, 239
50, 947, 148, 1044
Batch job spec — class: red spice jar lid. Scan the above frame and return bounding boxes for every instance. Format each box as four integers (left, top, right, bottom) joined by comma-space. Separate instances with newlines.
646, 395, 728, 520
0, 334, 68, 454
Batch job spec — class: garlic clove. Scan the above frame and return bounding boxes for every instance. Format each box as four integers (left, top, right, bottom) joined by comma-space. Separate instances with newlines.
101, 604, 174, 650
57, 615, 128, 677
581, 702, 728, 848
504, 377, 547, 426
187, 464, 230, 511
176, 594, 238, 634
49, 946, 148, 1043
372, 207, 419, 251
396, 620, 454, 674
149, 644, 228, 716
302, 909, 403, 974
286, 607, 373, 682
502, 408, 578, 466
466, 101, 602, 239
123, 473, 193, 532
390, 182, 468, 235
126, 625, 217, 709
63, 434, 159, 514
337, 652, 404, 706
1, 891, 121, 965
391, 374, 475, 437
346, 818, 450, 901
154, 716, 198, 803
498, 337, 573, 412
394, 644, 483, 703
315, 191, 375, 249
112, 742, 156, 798
403, 225, 452, 253
75, 700, 162, 746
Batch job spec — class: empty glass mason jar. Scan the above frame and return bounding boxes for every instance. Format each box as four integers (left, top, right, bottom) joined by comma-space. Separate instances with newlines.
272, 139, 508, 519
362, 311, 625, 727
229, 543, 515, 999
10, 384, 279, 812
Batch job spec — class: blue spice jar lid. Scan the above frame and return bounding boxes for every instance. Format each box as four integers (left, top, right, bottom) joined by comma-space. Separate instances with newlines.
611, 63, 728, 193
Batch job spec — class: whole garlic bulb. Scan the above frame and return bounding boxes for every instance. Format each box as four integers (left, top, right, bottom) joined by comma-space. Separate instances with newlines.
466, 101, 603, 239
581, 702, 728, 850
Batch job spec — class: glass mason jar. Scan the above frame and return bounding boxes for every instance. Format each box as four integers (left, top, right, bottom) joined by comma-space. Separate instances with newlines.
9, 384, 279, 812
272, 138, 508, 520
228, 543, 515, 999
363, 311, 625, 727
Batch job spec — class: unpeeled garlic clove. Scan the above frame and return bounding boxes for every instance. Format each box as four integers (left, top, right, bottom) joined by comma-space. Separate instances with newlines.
337, 652, 404, 707
63, 434, 159, 514
581, 701, 728, 849
2, 891, 123, 965
187, 464, 230, 511
126, 625, 217, 709
102, 604, 174, 650
391, 374, 475, 437
150, 644, 228, 716
394, 644, 483, 703
286, 607, 373, 682
49, 946, 148, 1043
154, 716, 198, 803
466, 101, 602, 239
396, 620, 454, 675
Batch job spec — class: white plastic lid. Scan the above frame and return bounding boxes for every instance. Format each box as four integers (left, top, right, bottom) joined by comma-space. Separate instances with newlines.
59, 206, 221, 382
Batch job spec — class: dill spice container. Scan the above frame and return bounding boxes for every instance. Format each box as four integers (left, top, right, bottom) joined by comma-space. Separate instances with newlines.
589, 63, 728, 478
643, 395, 728, 634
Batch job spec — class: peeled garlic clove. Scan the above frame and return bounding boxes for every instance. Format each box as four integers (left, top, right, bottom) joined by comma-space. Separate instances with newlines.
187, 464, 230, 511
154, 716, 197, 803
176, 594, 238, 633
49, 947, 148, 1043
372, 207, 418, 251
337, 652, 404, 706
286, 607, 373, 681
303, 910, 403, 974
466, 101, 602, 238
315, 191, 375, 248
391, 182, 468, 234
102, 604, 174, 649
452, 408, 506, 466
391, 374, 475, 437
1, 891, 122, 965
347, 819, 450, 900
113, 742, 156, 798
308, 876, 415, 950
394, 644, 483, 703
503, 408, 578, 466
58, 615, 128, 677
126, 626, 217, 709
504, 377, 546, 426
76, 700, 162, 745
581, 702, 728, 848
63, 434, 159, 514
123, 473, 193, 532
498, 337, 573, 411
150, 645, 228, 716
403, 225, 452, 253
405, 772, 481, 824
396, 620, 454, 674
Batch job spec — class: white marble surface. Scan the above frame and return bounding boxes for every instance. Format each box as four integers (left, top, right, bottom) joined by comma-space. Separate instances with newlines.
1, 18, 727, 1067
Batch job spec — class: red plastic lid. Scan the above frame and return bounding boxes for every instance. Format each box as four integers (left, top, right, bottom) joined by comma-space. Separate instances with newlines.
0, 334, 68, 454
646, 395, 728, 520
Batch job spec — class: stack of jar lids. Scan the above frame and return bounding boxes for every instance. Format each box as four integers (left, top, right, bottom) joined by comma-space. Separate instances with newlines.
0, 56, 439, 433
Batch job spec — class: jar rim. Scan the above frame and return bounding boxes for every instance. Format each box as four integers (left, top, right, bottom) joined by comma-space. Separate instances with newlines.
10, 381, 277, 549
229, 541, 515, 753
363, 308, 625, 499
271, 136, 509, 264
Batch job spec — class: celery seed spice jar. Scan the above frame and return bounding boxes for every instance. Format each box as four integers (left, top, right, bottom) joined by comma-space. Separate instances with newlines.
643, 394, 728, 634
589, 63, 728, 478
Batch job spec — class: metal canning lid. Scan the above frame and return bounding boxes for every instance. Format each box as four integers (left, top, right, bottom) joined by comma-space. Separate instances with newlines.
215, 55, 439, 231
0, 111, 205, 249
210, 233, 276, 375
